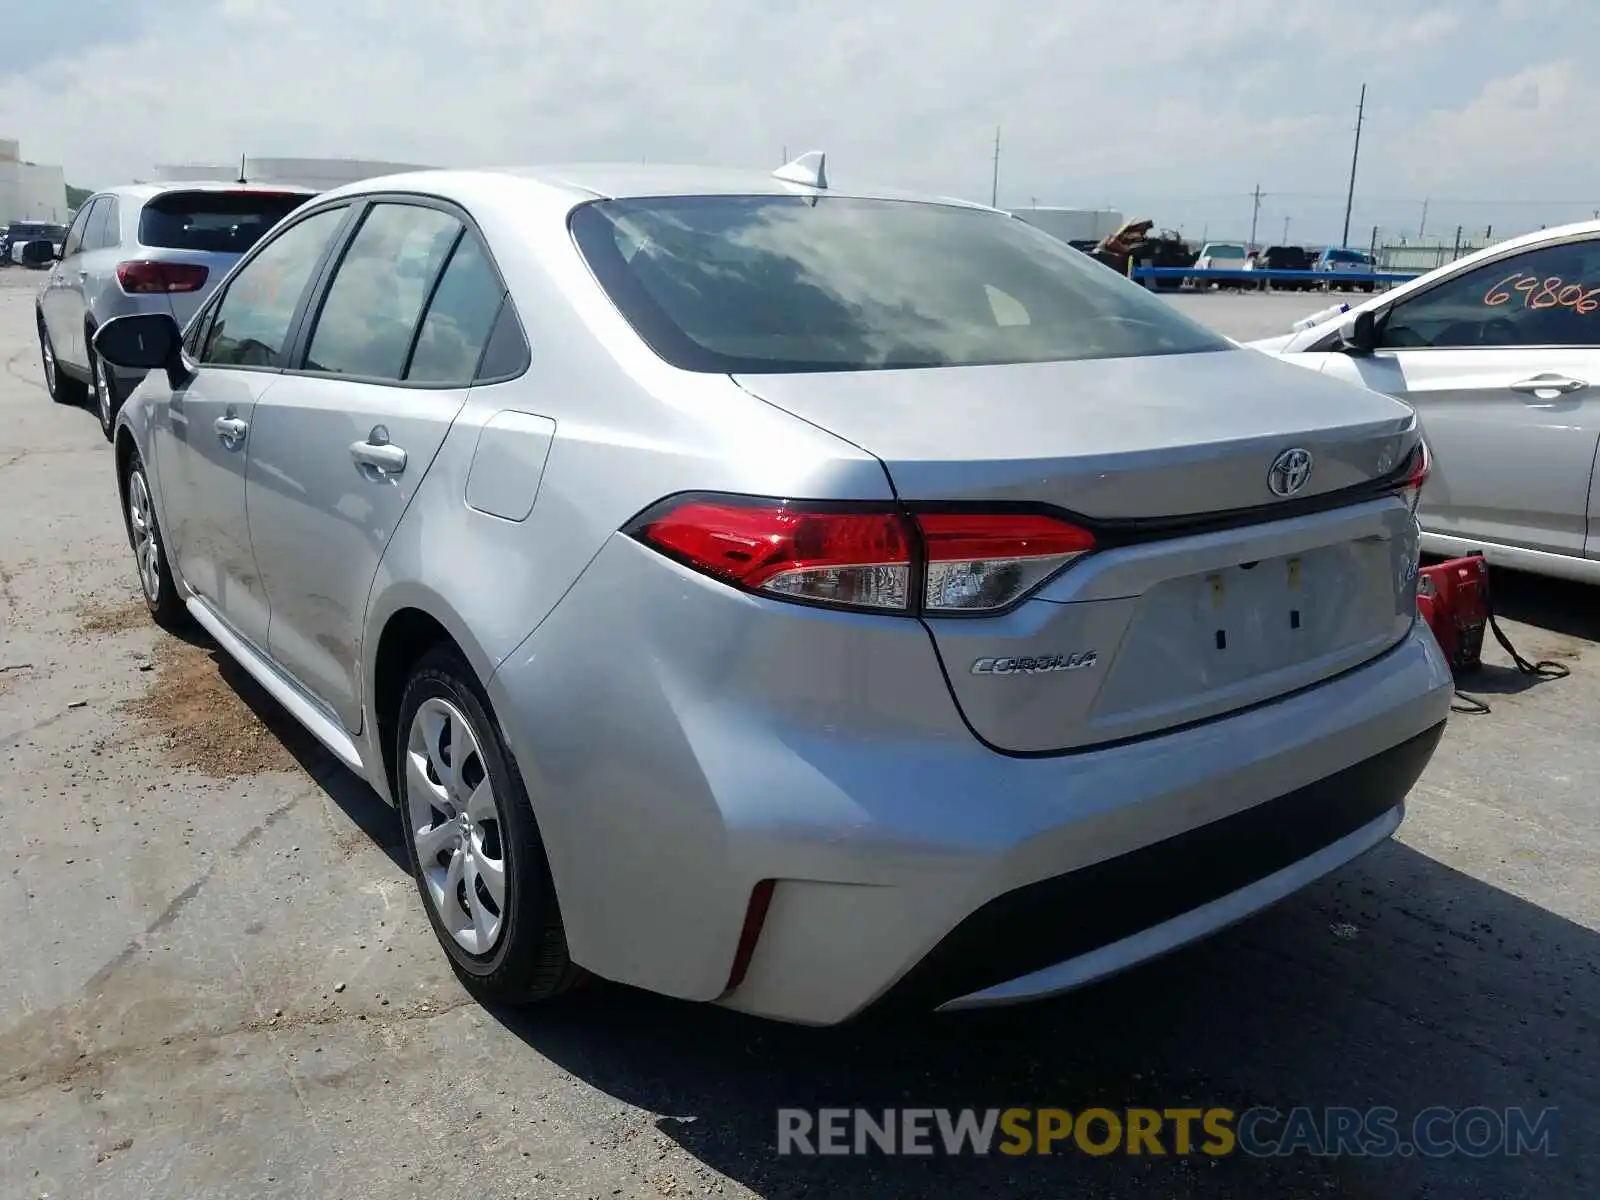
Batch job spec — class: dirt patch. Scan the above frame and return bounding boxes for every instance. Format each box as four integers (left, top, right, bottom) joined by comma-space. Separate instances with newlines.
120, 634, 299, 778
77, 595, 149, 637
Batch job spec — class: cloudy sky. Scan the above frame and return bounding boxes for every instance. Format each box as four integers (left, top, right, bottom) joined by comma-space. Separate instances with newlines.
4, 0, 1597, 244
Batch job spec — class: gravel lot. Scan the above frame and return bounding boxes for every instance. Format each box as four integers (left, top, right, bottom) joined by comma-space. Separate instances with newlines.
1, 275, 1595, 1199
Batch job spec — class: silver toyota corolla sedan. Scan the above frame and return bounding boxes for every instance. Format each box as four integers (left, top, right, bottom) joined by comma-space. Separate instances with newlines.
92, 158, 1454, 1025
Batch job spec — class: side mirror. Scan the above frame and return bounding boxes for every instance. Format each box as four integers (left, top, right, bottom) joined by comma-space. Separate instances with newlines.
1337, 309, 1379, 355
93, 313, 192, 389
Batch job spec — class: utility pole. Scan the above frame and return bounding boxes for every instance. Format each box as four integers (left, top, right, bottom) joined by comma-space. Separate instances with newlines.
1282, 215, 1291, 244
990, 126, 1001, 208
781, 144, 787, 162
1248, 183, 1263, 250
1419, 197, 1429, 242
1341, 83, 1366, 248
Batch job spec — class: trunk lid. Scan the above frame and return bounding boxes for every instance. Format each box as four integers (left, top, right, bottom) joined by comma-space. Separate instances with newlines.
735, 348, 1423, 752
733, 347, 1416, 517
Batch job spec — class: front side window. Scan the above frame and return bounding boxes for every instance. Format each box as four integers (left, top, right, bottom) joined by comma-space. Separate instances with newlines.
1380, 238, 1600, 350
302, 203, 463, 380
571, 195, 1228, 373
61, 201, 98, 257
200, 206, 349, 368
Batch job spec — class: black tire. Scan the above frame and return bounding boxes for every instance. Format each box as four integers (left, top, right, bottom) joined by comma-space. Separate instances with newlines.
396, 643, 580, 1003
37, 311, 86, 406
119, 450, 189, 630
90, 346, 120, 442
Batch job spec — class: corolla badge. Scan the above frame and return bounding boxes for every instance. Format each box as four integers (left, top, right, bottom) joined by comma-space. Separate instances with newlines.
971, 652, 1098, 676
1267, 447, 1314, 497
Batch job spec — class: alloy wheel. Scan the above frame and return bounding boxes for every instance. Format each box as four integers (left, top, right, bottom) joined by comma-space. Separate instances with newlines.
39, 322, 56, 395
127, 468, 161, 604
95, 357, 112, 431
405, 697, 507, 956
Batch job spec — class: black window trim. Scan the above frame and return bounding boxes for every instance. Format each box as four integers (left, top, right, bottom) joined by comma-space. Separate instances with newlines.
1309, 229, 1600, 353
193, 200, 362, 376
281, 191, 529, 390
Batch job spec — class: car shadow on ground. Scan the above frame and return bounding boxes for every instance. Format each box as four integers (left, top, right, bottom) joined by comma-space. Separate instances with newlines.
186, 568, 1596, 1199
165, 622, 407, 872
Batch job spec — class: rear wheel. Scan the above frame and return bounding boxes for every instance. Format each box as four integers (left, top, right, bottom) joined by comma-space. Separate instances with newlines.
122, 453, 188, 629
397, 644, 580, 1003
37, 312, 85, 405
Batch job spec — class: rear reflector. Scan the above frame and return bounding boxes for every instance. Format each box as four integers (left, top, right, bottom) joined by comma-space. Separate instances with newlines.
1393, 440, 1431, 513
919, 512, 1097, 612
630, 497, 1095, 615
116, 260, 209, 294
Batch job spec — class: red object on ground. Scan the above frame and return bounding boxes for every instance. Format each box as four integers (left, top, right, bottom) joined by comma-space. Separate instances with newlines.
1416, 554, 1490, 673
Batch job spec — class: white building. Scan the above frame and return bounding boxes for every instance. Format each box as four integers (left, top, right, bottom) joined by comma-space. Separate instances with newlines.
153, 156, 433, 190
0, 138, 70, 224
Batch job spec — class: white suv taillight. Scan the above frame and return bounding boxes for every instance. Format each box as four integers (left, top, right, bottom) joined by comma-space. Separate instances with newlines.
628, 497, 1095, 615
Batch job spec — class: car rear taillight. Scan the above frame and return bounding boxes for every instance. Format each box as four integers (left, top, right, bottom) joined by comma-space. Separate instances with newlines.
116, 260, 209, 294
629, 497, 1095, 615
1393, 440, 1431, 513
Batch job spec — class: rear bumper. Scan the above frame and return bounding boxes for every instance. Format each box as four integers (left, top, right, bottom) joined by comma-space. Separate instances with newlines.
489, 535, 1454, 1026
884, 722, 1440, 1013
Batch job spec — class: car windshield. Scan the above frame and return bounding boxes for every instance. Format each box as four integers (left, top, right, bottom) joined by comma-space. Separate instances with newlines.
570, 195, 1229, 373
139, 190, 310, 254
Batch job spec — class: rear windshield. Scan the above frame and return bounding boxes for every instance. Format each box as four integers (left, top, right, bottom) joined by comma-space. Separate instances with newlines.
1323, 249, 1368, 264
139, 191, 310, 254
569, 196, 1229, 373
8, 222, 58, 238
1203, 244, 1247, 259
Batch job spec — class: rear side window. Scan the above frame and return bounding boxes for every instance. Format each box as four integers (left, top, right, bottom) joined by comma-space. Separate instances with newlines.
84, 199, 120, 250
405, 233, 508, 384
570, 196, 1228, 373
303, 203, 463, 380
139, 191, 309, 254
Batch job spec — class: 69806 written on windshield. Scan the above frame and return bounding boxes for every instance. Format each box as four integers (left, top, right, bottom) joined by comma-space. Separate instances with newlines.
1484, 272, 1600, 314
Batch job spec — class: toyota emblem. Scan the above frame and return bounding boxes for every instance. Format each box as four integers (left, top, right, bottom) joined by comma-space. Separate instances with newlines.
1268, 448, 1314, 497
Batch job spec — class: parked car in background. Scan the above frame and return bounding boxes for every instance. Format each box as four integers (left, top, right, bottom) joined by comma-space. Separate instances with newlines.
1315, 247, 1379, 292
1191, 241, 1250, 289
36, 182, 316, 438
94, 161, 1449, 1026
1251, 219, 1600, 584
2, 220, 67, 265
1246, 245, 1315, 289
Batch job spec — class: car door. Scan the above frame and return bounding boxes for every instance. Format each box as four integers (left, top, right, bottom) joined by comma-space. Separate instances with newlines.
155, 203, 354, 651
41, 199, 99, 367
1317, 234, 1600, 560
246, 200, 503, 729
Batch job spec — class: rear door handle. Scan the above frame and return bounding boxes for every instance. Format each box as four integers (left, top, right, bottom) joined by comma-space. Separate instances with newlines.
213, 415, 248, 446
1510, 374, 1588, 397
350, 429, 408, 477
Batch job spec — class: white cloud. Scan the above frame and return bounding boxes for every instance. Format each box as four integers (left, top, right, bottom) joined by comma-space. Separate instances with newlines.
2, 0, 1598, 241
